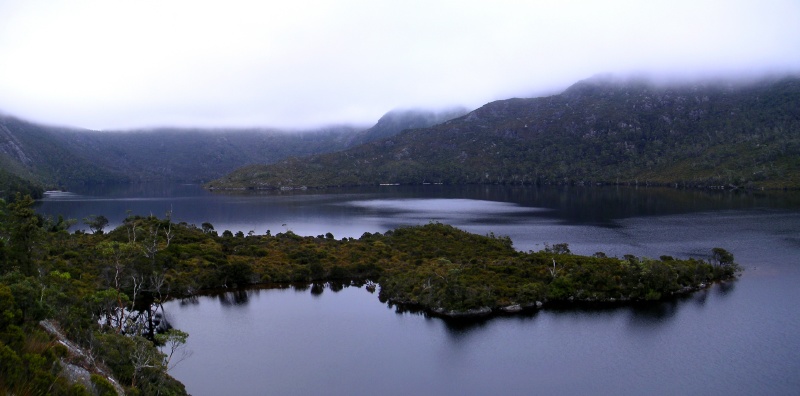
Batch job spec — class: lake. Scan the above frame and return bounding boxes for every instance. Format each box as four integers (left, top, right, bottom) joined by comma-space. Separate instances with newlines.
37, 184, 800, 395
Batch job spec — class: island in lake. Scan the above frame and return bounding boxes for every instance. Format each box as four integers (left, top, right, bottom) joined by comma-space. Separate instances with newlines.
0, 194, 740, 395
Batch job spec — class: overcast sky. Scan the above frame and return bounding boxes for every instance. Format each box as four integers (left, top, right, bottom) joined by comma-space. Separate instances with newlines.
0, 0, 798, 130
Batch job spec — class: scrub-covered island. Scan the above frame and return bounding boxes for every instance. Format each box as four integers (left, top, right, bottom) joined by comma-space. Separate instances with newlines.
0, 46, 793, 396
0, 195, 740, 395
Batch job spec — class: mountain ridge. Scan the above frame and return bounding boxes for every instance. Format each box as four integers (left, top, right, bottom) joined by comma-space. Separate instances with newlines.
0, 108, 465, 196
208, 75, 800, 190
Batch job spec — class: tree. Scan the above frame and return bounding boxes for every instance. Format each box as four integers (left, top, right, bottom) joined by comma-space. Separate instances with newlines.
7, 194, 40, 276
710, 247, 740, 278
44, 214, 76, 233
711, 248, 734, 266
94, 241, 139, 334
552, 243, 571, 254
544, 242, 571, 255
201, 222, 214, 234
83, 214, 109, 234
155, 329, 191, 372
129, 336, 163, 388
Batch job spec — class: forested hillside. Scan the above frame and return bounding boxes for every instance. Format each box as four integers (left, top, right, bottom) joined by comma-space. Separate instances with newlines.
0, 108, 462, 194
0, 117, 124, 188
48, 126, 362, 182
210, 75, 800, 190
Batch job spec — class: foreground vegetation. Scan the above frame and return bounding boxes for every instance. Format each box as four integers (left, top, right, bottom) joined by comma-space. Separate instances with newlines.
0, 194, 740, 394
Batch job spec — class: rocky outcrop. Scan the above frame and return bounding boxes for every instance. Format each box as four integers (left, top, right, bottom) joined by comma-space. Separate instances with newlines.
0, 122, 33, 166
39, 320, 125, 396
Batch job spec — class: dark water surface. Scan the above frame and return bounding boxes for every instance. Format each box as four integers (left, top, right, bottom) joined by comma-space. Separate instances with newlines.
37, 184, 800, 395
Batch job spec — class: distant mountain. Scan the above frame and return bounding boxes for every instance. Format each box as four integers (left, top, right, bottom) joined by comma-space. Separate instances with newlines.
0, 107, 466, 196
345, 107, 469, 146
47, 126, 364, 183
209, 75, 800, 190
0, 116, 122, 188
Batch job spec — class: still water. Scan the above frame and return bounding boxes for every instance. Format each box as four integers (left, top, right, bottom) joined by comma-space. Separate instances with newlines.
37, 184, 800, 395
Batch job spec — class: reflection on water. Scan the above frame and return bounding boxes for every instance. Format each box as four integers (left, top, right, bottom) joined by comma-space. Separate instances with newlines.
163, 272, 800, 396
217, 289, 249, 306
36, 184, 800, 239
35, 183, 800, 395
628, 300, 682, 325
716, 281, 736, 296
693, 288, 709, 307
309, 282, 325, 296
348, 198, 548, 215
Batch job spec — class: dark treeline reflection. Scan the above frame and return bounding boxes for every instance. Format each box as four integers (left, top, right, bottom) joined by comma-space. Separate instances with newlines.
310, 282, 324, 296
242, 184, 800, 225
218, 290, 250, 306
38, 183, 800, 242
197, 282, 369, 307
185, 279, 734, 335
458, 185, 800, 226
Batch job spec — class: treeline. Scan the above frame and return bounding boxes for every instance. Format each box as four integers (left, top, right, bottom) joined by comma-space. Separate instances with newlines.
0, 195, 740, 394
210, 75, 800, 190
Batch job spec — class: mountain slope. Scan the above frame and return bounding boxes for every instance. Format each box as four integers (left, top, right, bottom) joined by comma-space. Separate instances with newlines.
209, 75, 800, 190
47, 126, 362, 182
0, 107, 461, 190
0, 116, 124, 187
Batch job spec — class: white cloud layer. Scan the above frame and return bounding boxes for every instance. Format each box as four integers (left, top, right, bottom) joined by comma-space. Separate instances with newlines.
0, 0, 798, 130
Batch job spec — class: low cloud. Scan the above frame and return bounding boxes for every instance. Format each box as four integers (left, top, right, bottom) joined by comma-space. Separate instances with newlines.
0, 0, 798, 130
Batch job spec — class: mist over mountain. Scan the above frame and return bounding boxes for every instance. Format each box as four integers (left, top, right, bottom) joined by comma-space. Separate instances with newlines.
1, 74, 798, 198
209, 75, 800, 190
345, 107, 469, 146
0, 107, 466, 196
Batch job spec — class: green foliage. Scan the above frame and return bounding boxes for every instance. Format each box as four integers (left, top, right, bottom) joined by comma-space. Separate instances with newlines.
93, 332, 137, 385
83, 214, 109, 234
0, 194, 742, 394
91, 374, 118, 396
0, 168, 43, 201
0, 200, 190, 395
712, 247, 735, 266
545, 243, 571, 254
710, 247, 741, 278
6, 194, 42, 275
